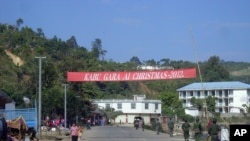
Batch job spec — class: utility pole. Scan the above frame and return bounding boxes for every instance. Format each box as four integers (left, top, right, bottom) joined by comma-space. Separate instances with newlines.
189, 27, 208, 122
63, 84, 68, 128
35, 56, 46, 139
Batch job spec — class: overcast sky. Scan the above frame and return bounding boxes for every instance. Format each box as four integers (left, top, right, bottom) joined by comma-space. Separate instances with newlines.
1, 0, 250, 63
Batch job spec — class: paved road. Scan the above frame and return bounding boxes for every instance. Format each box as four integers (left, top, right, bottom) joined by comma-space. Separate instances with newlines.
79, 125, 194, 141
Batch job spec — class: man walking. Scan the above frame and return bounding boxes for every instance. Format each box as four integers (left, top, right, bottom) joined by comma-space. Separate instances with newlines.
193, 117, 203, 141
168, 117, 174, 137
208, 118, 221, 141
155, 118, 160, 135
182, 119, 191, 141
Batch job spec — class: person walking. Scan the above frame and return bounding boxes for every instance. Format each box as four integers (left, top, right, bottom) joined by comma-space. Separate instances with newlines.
206, 118, 213, 141
70, 123, 79, 141
86, 118, 91, 130
208, 118, 221, 141
182, 119, 191, 141
141, 119, 144, 131
168, 117, 174, 137
193, 117, 203, 141
155, 118, 160, 135
77, 125, 83, 141
0, 116, 8, 141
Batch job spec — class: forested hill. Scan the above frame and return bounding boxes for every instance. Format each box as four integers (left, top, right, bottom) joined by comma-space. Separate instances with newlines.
1, 20, 250, 118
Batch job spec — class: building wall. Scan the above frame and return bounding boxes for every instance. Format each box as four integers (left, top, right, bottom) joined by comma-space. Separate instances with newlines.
178, 89, 249, 113
232, 90, 248, 107
92, 96, 161, 124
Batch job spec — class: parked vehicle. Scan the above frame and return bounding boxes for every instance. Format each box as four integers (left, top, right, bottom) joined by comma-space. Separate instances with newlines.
134, 116, 143, 128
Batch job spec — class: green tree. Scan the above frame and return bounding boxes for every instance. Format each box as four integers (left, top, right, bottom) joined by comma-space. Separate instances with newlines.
130, 56, 141, 66
202, 56, 230, 82
16, 18, 23, 29
242, 104, 250, 115
104, 107, 123, 124
160, 91, 185, 118
91, 38, 106, 60
66, 36, 78, 48
190, 97, 203, 111
206, 96, 216, 113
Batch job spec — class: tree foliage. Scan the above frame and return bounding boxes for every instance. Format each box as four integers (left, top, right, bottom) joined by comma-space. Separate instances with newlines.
160, 91, 185, 118
201, 56, 231, 82
206, 96, 216, 113
190, 97, 203, 111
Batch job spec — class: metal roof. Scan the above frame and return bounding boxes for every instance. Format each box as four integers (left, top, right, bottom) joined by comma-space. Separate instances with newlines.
177, 81, 250, 91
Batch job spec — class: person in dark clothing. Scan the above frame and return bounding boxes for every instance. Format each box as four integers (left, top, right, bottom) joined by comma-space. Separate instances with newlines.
193, 117, 203, 141
182, 119, 191, 141
141, 119, 144, 131
168, 117, 174, 137
155, 119, 160, 135
0, 117, 8, 141
208, 118, 221, 141
134, 119, 139, 130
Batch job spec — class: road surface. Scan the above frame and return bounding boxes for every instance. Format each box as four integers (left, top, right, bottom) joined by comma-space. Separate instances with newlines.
80, 125, 194, 141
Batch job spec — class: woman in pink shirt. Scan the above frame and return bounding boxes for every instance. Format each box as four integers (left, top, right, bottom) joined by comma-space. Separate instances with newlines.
70, 123, 79, 141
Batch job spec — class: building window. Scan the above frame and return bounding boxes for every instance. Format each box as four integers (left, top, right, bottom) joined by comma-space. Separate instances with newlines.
131, 103, 136, 109
117, 103, 122, 109
197, 91, 200, 97
219, 90, 222, 97
183, 100, 186, 103
190, 91, 193, 97
219, 108, 223, 113
155, 103, 158, 110
204, 90, 208, 97
229, 98, 233, 103
212, 91, 215, 97
182, 91, 186, 98
224, 90, 228, 97
145, 103, 149, 109
106, 103, 110, 108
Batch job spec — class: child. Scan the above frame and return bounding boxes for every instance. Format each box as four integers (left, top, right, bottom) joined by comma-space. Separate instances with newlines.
78, 126, 83, 141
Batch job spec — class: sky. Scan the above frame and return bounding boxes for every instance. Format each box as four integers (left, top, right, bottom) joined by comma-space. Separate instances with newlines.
0, 0, 250, 63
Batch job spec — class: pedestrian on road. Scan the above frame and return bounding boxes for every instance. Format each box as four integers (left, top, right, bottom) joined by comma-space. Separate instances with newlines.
70, 123, 79, 141
141, 119, 144, 131
208, 118, 221, 141
168, 117, 174, 137
155, 118, 160, 135
78, 125, 83, 141
86, 118, 91, 130
182, 119, 191, 141
192, 117, 203, 141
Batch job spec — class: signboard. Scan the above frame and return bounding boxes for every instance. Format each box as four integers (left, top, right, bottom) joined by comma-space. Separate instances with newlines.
67, 68, 196, 82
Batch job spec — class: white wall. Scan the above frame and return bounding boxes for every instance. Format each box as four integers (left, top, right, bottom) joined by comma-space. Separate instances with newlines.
232, 90, 248, 112
95, 101, 161, 114
185, 108, 199, 117
93, 99, 161, 124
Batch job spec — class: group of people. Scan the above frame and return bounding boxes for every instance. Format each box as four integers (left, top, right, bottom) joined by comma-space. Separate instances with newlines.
181, 117, 221, 141
70, 123, 83, 141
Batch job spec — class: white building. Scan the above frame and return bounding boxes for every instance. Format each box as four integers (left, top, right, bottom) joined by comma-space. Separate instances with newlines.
177, 81, 250, 113
92, 95, 161, 124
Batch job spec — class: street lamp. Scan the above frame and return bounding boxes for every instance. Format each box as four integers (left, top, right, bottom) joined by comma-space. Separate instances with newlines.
63, 84, 68, 128
75, 95, 81, 124
35, 56, 46, 139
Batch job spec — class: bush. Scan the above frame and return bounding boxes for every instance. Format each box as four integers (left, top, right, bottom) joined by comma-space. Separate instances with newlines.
181, 114, 195, 122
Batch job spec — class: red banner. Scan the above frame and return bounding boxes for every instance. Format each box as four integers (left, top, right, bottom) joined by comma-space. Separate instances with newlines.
67, 68, 196, 82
